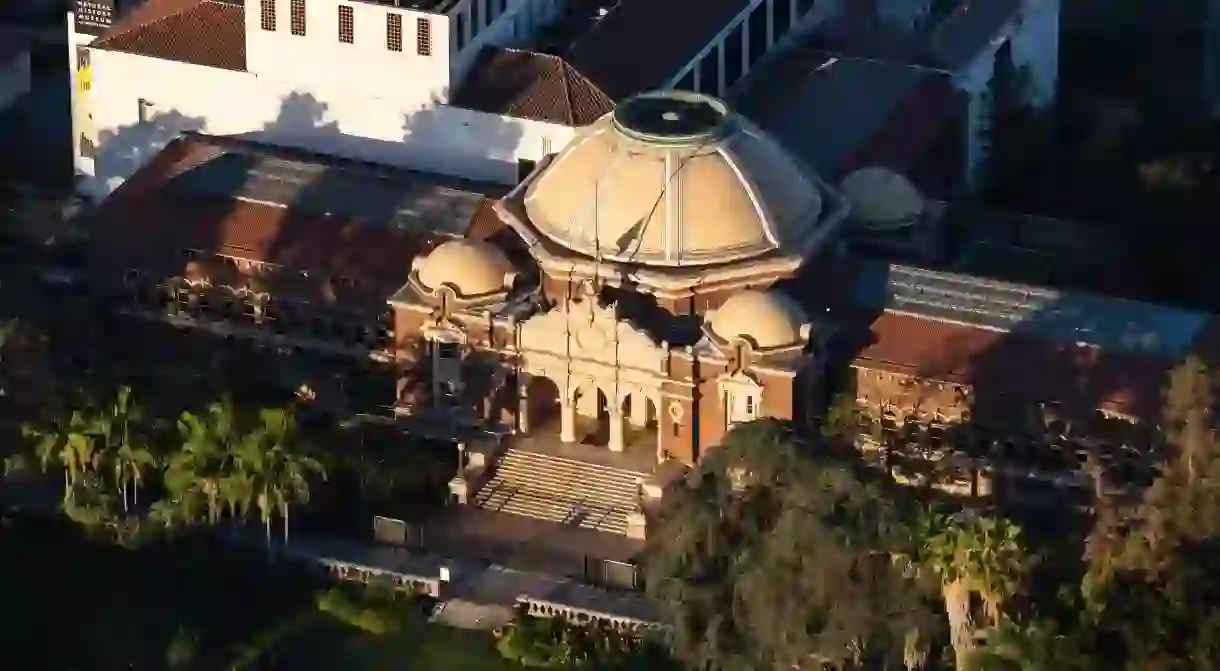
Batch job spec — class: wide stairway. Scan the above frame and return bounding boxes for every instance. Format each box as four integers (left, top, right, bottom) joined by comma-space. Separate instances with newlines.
472, 448, 646, 536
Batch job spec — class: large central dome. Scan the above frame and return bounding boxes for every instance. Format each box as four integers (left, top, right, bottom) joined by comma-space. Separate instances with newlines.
522, 91, 825, 268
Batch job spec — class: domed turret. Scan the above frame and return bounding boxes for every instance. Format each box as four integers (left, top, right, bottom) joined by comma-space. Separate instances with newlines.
522, 90, 825, 268
706, 290, 808, 350
414, 239, 514, 298
840, 166, 924, 231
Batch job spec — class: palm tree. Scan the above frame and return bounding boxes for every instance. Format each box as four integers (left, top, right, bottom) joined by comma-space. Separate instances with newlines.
167, 397, 244, 525
238, 407, 326, 547
92, 386, 156, 513
902, 506, 1029, 671
21, 407, 101, 502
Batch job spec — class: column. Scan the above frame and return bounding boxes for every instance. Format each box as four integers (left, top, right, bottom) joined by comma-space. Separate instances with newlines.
517, 389, 530, 434
609, 408, 625, 453
629, 395, 649, 427
560, 399, 577, 443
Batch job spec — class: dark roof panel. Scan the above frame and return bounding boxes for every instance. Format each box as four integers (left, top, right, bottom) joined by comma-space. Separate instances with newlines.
564, 0, 754, 100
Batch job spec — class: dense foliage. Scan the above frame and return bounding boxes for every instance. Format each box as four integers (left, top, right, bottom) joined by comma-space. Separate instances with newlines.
495, 611, 675, 670
644, 353, 1220, 670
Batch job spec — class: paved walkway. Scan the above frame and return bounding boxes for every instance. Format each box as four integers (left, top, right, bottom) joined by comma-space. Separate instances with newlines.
1, 482, 663, 629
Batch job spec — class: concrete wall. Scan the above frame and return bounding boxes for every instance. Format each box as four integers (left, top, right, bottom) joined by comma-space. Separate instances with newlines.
79, 46, 576, 198
247, 0, 453, 108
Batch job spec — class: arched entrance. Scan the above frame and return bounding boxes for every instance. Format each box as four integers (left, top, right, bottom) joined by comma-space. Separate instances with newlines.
622, 392, 660, 459
522, 374, 561, 434
573, 384, 611, 448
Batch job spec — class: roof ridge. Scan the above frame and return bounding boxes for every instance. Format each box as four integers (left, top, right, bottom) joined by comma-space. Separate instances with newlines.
96, 0, 208, 45
557, 56, 576, 126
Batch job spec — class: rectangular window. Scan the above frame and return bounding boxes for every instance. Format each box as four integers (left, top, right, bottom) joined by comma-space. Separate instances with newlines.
290, 0, 305, 36
416, 17, 432, 56
338, 5, 353, 43
386, 13, 402, 51
75, 46, 90, 70
260, 0, 276, 31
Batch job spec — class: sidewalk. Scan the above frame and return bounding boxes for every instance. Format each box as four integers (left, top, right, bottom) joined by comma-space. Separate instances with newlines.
1, 481, 663, 630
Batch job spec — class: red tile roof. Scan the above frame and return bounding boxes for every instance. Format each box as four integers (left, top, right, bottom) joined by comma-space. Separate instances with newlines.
93, 0, 245, 72
853, 311, 1174, 420
453, 47, 614, 126
88, 136, 440, 299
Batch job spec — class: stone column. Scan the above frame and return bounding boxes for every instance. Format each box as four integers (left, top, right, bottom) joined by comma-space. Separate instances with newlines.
560, 398, 577, 443
629, 395, 649, 427
517, 389, 530, 434
609, 408, 626, 453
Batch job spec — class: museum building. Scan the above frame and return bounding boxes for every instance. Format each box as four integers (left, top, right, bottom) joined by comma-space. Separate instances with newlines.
80, 90, 1217, 537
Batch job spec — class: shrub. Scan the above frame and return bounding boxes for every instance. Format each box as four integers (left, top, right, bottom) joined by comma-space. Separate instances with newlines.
496, 615, 675, 669
314, 586, 398, 634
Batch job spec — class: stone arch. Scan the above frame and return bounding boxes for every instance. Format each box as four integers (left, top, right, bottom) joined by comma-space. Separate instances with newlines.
523, 373, 562, 431
621, 391, 659, 430
571, 382, 611, 447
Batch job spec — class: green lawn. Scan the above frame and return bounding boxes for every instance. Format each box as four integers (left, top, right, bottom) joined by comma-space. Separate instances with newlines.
0, 514, 517, 670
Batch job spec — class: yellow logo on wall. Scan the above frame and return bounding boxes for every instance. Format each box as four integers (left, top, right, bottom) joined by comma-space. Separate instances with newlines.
77, 65, 91, 93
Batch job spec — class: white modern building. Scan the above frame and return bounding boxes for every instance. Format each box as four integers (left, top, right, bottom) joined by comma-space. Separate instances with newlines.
70, 0, 1059, 200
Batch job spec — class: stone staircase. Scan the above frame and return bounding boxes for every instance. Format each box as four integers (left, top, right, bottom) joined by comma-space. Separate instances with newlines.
472, 448, 647, 536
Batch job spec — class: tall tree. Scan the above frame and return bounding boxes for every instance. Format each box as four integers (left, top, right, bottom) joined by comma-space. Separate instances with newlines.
901, 507, 1030, 671
1082, 355, 1220, 669
164, 397, 244, 525
238, 407, 326, 546
643, 419, 934, 670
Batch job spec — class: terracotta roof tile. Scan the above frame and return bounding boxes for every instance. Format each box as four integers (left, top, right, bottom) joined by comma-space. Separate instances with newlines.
88, 137, 443, 300
564, 0, 755, 100
93, 0, 245, 72
452, 47, 614, 126
853, 311, 1172, 420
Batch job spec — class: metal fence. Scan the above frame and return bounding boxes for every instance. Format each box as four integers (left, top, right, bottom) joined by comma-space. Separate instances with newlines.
584, 556, 641, 592
372, 515, 424, 548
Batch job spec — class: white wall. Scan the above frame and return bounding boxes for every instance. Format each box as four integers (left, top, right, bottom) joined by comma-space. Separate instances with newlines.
247, 0, 452, 107
81, 46, 576, 198
0, 50, 31, 110
447, 0, 563, 82
1009, 0, 1059, 109
953, 0, 1060, 187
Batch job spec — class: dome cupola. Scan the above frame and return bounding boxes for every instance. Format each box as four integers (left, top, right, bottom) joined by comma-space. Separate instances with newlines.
705, 290, 810, 351
521, 90, 826, 268
412, 239, 515, 299
839, 166, 925, 231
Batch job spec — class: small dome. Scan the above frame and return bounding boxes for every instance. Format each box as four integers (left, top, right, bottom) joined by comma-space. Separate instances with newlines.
840, 167, 924, 227
707, 290, 807, 350
415, 239, 513, 297
523, 90, 824, 268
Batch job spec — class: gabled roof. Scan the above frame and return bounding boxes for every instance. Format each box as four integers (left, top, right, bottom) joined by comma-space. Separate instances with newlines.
563, 0, 755, 100
452, 47, 614, 126
88, 135, 508, 300
92, 0, 245, 72
735, 50, 960, 177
